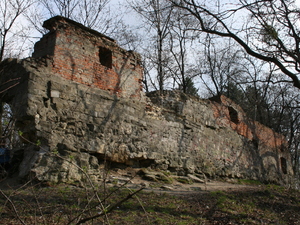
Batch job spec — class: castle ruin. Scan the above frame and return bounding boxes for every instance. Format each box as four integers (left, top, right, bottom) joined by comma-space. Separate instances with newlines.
0, 16, 293, 185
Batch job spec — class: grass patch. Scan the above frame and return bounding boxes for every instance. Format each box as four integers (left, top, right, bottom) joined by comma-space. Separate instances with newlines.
0, 182, 299, 224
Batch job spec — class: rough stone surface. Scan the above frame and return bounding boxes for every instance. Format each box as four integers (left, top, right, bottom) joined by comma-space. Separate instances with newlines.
0, 16, 293, 185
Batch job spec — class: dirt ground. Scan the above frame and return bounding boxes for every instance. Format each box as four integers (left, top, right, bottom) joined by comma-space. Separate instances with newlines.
1, 169, 299, 225
0, 168, 265, 193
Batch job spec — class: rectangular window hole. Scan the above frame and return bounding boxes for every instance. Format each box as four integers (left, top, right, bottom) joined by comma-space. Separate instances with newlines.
228, 106, 239, 124
99, 47, 112, 68
280, 157, 287, 174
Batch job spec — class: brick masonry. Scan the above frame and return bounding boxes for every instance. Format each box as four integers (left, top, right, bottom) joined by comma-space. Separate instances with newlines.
33, 16, 143, 99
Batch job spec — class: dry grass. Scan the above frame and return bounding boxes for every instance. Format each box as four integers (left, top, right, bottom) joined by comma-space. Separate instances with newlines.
0, 180, 299, 225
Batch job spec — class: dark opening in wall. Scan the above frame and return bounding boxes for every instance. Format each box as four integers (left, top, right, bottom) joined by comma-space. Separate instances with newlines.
99, 47, 112, 69
252, 139, 259, 149
0, 102, 24, 177
228, 106, 239, 124
0, 103, 20, 148
280, 145, 286, 152
280, 157, 287, 174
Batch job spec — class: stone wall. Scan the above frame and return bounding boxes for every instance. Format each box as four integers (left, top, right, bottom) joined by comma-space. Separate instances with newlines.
0, 17, 293, 185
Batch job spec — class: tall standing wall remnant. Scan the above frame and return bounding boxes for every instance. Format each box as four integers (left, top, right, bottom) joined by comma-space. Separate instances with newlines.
0, 16, 293, 185
32, 16, 144, 99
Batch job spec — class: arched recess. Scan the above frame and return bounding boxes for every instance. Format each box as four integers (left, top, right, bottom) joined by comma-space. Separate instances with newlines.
0, 102, 22, 177
0, 102, 22, 149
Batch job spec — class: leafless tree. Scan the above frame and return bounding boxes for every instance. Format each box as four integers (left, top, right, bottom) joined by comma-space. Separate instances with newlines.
129, 0, 174, 92
38, 0, 112, 33
169, 0, 300, 89
167, 0, 300, 180
40, 0, 79, 18
0, 0, 34, 61
167, 7, 196, 93
76, 0, 110, 29
195, 35, 244, 97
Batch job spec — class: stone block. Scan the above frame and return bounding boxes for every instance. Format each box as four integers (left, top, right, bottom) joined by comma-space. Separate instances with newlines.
51, 90, 60, 98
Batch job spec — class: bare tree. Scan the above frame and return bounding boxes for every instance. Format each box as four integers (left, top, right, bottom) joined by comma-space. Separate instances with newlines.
76, 0, 110, 29
193, 35, 244, 97
40, 0, 79, 18
0, 0, 34, 61
167, 1, 300, 180
129, 0, 174, 92
169, 0, 300, 89
167, 7, 196, 93
38, 0, 112, 32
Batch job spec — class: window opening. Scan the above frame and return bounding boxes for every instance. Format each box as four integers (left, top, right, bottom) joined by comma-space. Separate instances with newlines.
99, 47, 112, 69
0, 102, 23, 178
1, 103, 21, 149
228, 106, 239, 124
280, 157, 287, 174
252, 139, 259, 149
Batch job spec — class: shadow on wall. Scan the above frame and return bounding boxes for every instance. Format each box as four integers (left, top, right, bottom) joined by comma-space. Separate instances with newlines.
210, 95, 289, 182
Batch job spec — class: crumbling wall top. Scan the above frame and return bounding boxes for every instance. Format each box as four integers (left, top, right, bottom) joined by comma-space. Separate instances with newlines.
43, 16, 115, 42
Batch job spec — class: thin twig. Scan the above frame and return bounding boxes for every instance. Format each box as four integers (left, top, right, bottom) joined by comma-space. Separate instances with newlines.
126, 187, 151, 224
30, 185, 47, 225
75, 187, 145, 225
67, 176, 135, 225
0, 189, 27, 225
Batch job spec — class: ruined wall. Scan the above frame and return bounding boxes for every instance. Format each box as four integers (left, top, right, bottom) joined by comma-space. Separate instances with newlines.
33, 16, 143, 99
0, 17, 293, 185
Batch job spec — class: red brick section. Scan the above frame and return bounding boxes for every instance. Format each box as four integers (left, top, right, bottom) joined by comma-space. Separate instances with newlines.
211, 95, 287, 149
33, 16, 143, 99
